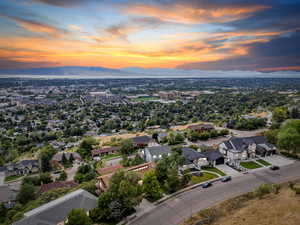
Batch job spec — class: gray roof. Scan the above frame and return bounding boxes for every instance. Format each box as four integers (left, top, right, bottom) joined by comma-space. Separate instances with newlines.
51, 152, 81, 162
13, 189, 97, 225
224, 136, 271, 152
201, 150, 223, 161
181, 147, 206, 165
146, 146, 172, 156
132, 135, 153, 144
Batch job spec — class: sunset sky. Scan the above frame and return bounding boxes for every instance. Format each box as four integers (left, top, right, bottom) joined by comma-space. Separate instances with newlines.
0, 0, 300, 72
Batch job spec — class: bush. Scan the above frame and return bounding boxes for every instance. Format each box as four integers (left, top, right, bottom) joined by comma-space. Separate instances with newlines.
253, 184, 280, 199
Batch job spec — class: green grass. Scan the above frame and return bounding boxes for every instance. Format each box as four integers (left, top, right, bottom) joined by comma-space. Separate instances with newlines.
191, 172, 218, 184
131, 97, 159, 102
101, 153, 122, 161
256, 159, 271, 166
202, 166, 226, 176
4, 174, 24, 182
240, 161, 262, 169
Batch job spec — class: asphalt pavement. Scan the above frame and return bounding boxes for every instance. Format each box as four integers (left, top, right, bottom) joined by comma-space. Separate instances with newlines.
129, 161, 300, 225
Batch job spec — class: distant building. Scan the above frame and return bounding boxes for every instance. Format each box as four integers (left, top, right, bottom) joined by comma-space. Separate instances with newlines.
131, 135, 156, 148
92, 146, 120, 160
50, 152, 82, 167
187, 124, 214, 132
39, 181, 78, 194
1, 160, 39, 177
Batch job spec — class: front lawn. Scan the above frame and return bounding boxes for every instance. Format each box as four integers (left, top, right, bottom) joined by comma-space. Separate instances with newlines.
191, 172, 218, 185
256, 159, 271, 166
5, 174, 24, 182
101, 153, 122, 161
202, 166, 226, 176
240, 161, 262, 169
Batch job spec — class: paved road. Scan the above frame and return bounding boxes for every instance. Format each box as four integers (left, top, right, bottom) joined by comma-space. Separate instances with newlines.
129, 162, 300, 225
0, 172, 5, 185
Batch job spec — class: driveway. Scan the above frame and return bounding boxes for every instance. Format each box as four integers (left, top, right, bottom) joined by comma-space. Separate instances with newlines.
215, 164, 240, 177
0, 172, 5, 185
128, 162, 300, 225
263, 155, 294, 167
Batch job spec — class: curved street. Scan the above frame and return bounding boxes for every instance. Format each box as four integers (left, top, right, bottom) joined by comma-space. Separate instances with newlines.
129, 161, 300, 225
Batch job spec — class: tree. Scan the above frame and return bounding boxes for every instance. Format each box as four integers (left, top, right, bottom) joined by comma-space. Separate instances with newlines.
61, 152, 68, 165
69, 153, 74, 164
278, 119, 300, 154
17, 183, 35, 204
78, 137, 98, 159
74, 164, 96, 183
38, 172, 53, 184
39, 146, 57, 172
65, 209, 92, 225
120, 139, 135, 155
264, 129, 279, 144
273, 107, 288, 123
164, 167, 181, 194
58, 171, 67, 181
142, 171, 162, 201
91, 171, 142, 222
0, 203, 7, 223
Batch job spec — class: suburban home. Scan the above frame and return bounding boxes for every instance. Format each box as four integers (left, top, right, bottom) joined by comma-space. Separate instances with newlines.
13, 189, 98, 225
219, 136, 276, 167
96, 162, 154, 193
131, 135, 156, 148
0, 185, 17, 208
92, 146, 120, 160
143, 146, 172, 162
181, 147, 209, 170
50, 152, 82, 167
201, 150, 225, 167
187, 124, 214, 132
1, 159, 40, 177
157, 132, 168, 143
39, 180, 78, 194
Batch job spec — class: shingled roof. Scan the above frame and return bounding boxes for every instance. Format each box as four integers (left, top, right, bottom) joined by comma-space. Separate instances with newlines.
13, 189, 97, 225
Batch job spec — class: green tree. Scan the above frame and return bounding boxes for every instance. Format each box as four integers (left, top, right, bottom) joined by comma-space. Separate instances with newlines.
0, 203, 7, 223
38, 172, 53, 184
65, 208, 92, 225
78, 137, 98, 159
273, 107, 288, 123
164, 167, 181, 194
278, 120, 300, 154
120, 139, 135, 155
91, 171, 142, 221
264, 129, 279, 144
39, 145, 57, 172
58, 171, 67, 181
74, 164, 95, 183
61, 152, 68, 165
17, 183, 35, 204
142, 171, 162, 201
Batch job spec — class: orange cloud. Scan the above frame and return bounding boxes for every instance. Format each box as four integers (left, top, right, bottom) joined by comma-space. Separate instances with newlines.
124, 3, 268, 24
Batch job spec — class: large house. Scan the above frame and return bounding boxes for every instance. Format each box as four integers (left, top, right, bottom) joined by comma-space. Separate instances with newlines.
0, 160, 39, 177
181, 147, 209, 170
143, 146, 172, 162
131, 136, 156, 148
219, 136, 276, 167
92, 146, 119, 160
13, 189, 97, 225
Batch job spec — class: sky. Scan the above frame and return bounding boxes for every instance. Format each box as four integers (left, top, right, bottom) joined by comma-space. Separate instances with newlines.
0, 0, 300, 72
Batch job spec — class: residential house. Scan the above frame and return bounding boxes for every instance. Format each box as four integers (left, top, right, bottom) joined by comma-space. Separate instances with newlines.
219, 136, 276, 167
131, 135, 156, 148
39, 181, 78, 194
0, 185, 17, 208
92, 146, 120, 160
143, 146, 172, 162
2, 160, 39, 177
13, 189, 97, 225
188, 124, 214, 132
181, 147, 209, 170
50, 152, 82, 167
201, 150, 225, 167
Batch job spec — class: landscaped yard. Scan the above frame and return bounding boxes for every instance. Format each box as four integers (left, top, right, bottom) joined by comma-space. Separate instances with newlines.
4, 174, 24, 182
191, 172, 218, 184
101, 153, 122, 161
240, 161, 262, 169
202, 166, 226, 176
256, 159, 271, 166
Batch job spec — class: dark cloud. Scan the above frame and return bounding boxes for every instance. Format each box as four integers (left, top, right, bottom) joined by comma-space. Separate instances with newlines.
178, 31, 300, 71
0, 57, 58, 70
31, 0, 85, 7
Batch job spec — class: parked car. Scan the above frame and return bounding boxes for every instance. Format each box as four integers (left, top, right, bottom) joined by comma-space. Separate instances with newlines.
202, 181, 212, 188
221, 176, 231, 182
270, 165, 280, 170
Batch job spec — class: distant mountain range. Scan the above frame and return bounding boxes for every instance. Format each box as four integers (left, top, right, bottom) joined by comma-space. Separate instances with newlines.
0, 66, 300, 78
